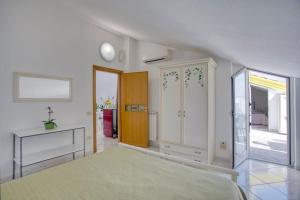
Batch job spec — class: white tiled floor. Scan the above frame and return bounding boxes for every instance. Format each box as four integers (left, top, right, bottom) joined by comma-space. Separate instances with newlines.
236, 159, 300, 200
96, 117, 118, 152
97, 135, 118, 152
249, 126, 287, 165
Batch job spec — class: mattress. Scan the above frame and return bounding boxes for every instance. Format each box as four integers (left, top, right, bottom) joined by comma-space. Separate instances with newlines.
1, 147, 243, 200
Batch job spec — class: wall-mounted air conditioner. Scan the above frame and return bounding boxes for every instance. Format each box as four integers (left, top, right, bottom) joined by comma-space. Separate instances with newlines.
141, 42, 172, 64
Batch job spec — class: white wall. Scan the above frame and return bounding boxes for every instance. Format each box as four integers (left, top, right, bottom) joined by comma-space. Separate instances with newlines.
279, 94, 287, 134
295, 78, 300, 170
124, 36, 137, 72
96, 71, 118, 107
268, 91, 280, 131
268, 89, 287, 133
0, 0, 126, 179
214, 59, 235, 161
209, 61, 245, 162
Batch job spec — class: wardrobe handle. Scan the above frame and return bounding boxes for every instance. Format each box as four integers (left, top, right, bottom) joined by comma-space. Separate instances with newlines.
177, 110, 181, 117
195, 151, 202, 154
183, 110, 186, 117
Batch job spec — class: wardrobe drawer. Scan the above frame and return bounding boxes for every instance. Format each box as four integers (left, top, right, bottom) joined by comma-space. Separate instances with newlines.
160, 148, 207, 163
160, 143, 207, 159
192, 149, 207, 158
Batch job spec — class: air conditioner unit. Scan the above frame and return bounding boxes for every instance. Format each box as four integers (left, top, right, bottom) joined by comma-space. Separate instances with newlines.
143, 55, 170, 64
141, 43, 171, 64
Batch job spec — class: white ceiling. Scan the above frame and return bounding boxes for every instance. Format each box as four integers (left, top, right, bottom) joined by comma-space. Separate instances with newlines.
64, 0, 300, 77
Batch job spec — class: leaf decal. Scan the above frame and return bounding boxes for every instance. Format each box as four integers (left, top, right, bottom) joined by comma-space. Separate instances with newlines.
163, 71, 179, 90
184, 65, 204, 88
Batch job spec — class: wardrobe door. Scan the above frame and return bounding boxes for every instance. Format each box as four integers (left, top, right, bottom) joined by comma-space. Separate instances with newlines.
161, 68, 181, 144
183, 63, 208, 149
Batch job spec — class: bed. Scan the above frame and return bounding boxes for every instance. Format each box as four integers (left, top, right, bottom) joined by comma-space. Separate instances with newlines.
1, 145, 244, 200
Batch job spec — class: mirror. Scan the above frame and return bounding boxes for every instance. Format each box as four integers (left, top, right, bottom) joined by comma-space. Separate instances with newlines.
14, 72, 72, 102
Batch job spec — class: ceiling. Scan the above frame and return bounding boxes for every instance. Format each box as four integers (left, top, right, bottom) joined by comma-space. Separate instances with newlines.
64, 0, 300, 77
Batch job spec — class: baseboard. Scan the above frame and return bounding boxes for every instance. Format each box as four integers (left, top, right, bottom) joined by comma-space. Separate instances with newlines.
149, 140, 159, 148
213, 156, 232, 169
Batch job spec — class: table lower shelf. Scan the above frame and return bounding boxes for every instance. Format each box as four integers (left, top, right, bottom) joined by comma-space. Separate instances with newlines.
14, 144, 84, 167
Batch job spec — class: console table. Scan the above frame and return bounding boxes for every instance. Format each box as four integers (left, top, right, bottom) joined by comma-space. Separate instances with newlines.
12, 124, 86, 179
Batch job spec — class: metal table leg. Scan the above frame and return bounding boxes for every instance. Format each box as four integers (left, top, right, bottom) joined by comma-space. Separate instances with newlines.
13, 134, 15, 179
20, 137, 22, 177
72, 130, 75, 160
83, 128, 86, 157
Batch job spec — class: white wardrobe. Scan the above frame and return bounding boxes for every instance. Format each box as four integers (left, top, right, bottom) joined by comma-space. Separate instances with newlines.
159, 58, 216, 164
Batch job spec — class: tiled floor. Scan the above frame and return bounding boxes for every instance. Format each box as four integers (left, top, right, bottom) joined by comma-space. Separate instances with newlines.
97, 135, 118, 152
96, 117, 118, 152
249, 126, 287, 165
236, 159, 300, 200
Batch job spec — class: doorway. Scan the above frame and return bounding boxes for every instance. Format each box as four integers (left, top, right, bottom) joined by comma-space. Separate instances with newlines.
232, 69, 290, 168
248, 70, 288, 165
93, 65, 122, 153
93, 66, 149, 152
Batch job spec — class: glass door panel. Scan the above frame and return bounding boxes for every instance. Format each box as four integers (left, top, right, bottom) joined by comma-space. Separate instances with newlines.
232, 69, 249, 168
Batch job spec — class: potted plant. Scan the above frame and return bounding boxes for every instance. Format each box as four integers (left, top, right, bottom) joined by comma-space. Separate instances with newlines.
96, 103, 104, 112
42, 106, 57, 130
97, 96, 116, 111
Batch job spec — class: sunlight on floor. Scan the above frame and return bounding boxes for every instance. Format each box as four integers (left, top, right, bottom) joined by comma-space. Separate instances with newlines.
250, 126, 287, 165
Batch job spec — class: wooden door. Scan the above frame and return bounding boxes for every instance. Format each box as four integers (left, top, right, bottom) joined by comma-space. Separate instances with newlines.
120, 72, 148, 147
161, 68, 182, 144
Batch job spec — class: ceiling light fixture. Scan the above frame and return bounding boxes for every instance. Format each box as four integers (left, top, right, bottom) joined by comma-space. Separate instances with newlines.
99, 42, 116, 62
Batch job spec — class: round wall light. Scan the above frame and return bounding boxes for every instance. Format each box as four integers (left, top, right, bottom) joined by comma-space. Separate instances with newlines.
99, 42, 116, 62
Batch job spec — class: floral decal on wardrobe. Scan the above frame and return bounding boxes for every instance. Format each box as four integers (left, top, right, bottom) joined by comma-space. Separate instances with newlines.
185, 65, 204, 88
163, 71, 179, 90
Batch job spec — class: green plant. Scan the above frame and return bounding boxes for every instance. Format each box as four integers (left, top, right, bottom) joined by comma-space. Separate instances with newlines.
42, 119, 57, 130
96, 103, 104, 112
96, 96, 116, 111
42, 106, 57, 130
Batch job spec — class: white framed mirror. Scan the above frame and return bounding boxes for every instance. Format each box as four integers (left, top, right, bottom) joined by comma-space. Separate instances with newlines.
14, 72, 72, 102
